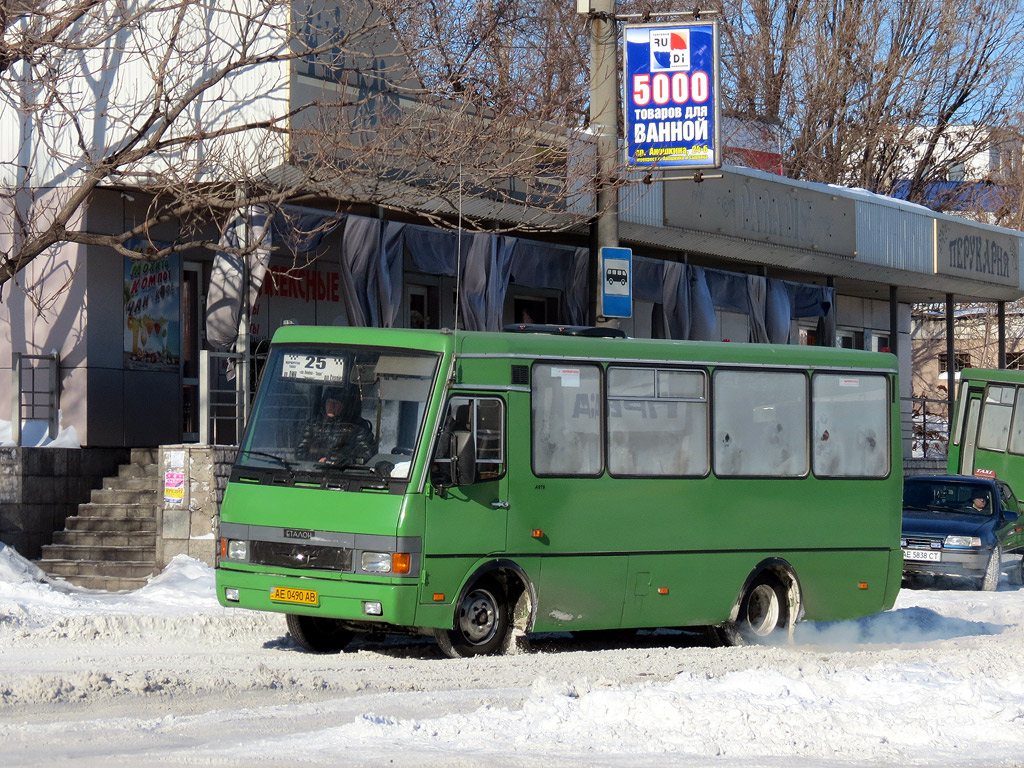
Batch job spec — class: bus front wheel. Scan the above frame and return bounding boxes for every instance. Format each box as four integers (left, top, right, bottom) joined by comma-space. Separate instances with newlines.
435, 578, 510, 658
714, 572, 791, 646
286, 614, 355, 654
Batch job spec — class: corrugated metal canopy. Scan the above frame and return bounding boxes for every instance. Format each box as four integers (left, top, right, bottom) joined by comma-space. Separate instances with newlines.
260, 162, 1024, 305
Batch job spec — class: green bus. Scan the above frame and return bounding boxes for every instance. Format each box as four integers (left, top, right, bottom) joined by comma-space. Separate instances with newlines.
215, 324, 903, 657
948, 368, 1024, 487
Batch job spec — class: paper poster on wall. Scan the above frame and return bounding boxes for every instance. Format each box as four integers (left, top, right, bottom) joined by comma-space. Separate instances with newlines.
124, 244, 181, 370
163, 470, 185, 505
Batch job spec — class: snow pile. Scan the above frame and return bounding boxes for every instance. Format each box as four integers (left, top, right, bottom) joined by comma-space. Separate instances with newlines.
3, 543, 1024, 767
0, 416, 80, 447
309, 667, 1024, 766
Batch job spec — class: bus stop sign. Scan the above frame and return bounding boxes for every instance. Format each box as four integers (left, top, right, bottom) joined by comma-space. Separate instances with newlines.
601, 247, 632, 319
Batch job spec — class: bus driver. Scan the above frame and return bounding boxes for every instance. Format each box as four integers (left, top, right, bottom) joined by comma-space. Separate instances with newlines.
296, 389, 375, 467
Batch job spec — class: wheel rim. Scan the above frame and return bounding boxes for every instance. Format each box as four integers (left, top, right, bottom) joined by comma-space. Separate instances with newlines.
744, 583, 781, 636
457, 588, 499, 645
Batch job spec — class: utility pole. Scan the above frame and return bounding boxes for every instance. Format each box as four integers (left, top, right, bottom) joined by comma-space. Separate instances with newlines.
583, 0, 620, 324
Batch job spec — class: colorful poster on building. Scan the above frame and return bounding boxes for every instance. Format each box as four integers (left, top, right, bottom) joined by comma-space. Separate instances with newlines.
124, 245, 181, 370
623, 21, 721, 170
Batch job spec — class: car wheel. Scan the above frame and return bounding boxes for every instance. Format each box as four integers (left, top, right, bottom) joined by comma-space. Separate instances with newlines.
286, 614, 355, 653
980, 545, 1001, 592
1014, 555, 1024, 587
435, 578, 510, 658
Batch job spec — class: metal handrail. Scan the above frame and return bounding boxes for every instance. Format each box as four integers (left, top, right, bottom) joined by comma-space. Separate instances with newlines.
199, 350, 246, 445
10, 352, 60, 446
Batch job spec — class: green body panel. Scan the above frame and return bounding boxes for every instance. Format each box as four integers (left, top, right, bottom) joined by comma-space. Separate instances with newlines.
216, 326, 903, 636
216, 567, 421, 626
221, 482, 407, 535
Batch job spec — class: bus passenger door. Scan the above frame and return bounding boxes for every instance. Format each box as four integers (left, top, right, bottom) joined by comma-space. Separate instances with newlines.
959, 393, 983, 475
424, 396, 508, 558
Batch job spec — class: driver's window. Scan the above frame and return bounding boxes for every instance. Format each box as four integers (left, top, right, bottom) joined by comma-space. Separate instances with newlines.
999, 482, 1021, 515
434, 396, 506, 484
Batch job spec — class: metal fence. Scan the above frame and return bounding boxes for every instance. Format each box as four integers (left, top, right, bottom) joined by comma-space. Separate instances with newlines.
198, 349, 270, 445
902, 396, 950, 459
10, 352, 60, 446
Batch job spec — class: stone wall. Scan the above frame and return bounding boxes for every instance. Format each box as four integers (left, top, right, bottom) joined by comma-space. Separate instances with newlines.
157, 445, 235, 568
904, 458, 947, 478
0, 447, 130, 558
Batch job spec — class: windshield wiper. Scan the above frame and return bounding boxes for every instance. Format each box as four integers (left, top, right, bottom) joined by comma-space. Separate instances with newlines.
329, 461, 394, 484
238, 450, 296, 473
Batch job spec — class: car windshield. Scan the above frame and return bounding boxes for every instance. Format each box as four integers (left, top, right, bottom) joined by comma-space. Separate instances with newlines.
237, 343, 440, 481
904, 480, 993, 516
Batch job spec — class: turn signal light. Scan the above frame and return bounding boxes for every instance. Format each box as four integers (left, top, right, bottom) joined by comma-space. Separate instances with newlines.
531, 529, 544, 539
433, 593, 445, 602
858, 582, 869, 590
657, 587, 669, 595
392, 553, 411, 574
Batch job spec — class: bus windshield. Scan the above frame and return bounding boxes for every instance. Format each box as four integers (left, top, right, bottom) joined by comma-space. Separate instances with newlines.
238, 344, 441, 480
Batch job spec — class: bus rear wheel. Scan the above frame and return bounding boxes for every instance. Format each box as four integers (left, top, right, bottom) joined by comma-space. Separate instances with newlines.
286, 614, 355, 654
716, 573, 790, 646
435, 579, 510, 658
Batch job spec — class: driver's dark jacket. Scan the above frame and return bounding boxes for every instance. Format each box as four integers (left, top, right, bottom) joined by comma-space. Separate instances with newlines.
295, 416, 375, 466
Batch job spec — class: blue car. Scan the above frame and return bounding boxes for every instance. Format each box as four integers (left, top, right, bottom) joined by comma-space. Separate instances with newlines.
901, 474, 1024, 590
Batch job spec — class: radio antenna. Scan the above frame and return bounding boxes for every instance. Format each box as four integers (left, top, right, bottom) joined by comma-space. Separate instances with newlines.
454, 164, 463, 340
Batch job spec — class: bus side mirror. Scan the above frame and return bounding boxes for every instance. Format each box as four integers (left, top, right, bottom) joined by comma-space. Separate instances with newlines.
430, 429, 477, 491
431, 430, 455, 491
451, 430, 477, 486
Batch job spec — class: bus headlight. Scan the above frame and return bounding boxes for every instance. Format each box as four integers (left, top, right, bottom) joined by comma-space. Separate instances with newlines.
944, 535, 982, 548
227, 540, 248, 560
361, 552, 392, 573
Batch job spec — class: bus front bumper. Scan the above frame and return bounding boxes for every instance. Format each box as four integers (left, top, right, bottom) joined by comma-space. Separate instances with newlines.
216, 565, 421, 627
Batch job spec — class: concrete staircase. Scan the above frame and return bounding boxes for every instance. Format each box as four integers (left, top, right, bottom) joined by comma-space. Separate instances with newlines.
37, 448, 159, 591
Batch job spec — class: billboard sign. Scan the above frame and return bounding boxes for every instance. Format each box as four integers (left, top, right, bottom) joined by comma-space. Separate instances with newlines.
623, 21, 721, 170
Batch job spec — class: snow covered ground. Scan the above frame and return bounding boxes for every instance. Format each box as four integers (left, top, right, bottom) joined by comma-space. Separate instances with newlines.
2, 545, 1024, 768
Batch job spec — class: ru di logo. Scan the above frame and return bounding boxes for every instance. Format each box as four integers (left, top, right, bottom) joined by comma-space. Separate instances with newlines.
650, 29, 690, 72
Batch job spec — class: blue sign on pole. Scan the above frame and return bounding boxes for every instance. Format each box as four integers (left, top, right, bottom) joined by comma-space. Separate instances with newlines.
601, 247, 632, 319
623, 21, 721, 170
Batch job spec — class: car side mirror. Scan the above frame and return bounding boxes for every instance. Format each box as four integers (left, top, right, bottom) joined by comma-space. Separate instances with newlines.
1003, 509, 1019, 524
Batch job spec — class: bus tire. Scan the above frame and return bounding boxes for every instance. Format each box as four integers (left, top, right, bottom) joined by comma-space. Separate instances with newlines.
286, 614, 355, 654
979, 546, 1001, 592
435, 578, 510, 658
719, 572, 790, 646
